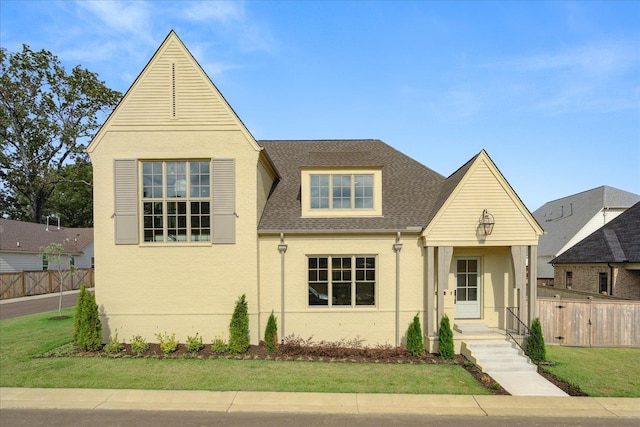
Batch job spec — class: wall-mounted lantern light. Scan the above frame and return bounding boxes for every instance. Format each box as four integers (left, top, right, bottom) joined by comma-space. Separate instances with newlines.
479, 209, 495, 236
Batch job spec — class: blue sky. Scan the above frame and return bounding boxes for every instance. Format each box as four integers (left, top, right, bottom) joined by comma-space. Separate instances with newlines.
2, 1, 639, 211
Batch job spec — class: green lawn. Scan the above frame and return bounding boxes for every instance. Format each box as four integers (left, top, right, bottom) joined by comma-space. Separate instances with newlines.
0, 309, 487, 394
543, 345, 640, 397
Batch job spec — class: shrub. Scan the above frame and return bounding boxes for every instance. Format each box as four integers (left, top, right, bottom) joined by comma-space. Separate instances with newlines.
130, 335, 149, 355
73, 284, 88, 342
406, 313, 424, 356
155, 332, 178, 355
211, 336, 228, 353
264, 311, 278, 353
526, 318, 546, 363
104, 330, 124, 354
438, 314, 455, 360
76, 290, 102, 351
228, 294, 249, 354
186, 333, 204, 353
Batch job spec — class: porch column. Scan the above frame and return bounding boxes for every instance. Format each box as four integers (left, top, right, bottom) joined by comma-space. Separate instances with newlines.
437, 246, 453, 324
425, 246, 435, 336
528, 245, 538, 324
511, 245, 527, 322
278, 234, 288, 341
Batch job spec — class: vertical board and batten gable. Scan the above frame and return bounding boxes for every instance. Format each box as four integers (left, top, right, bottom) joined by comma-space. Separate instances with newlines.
423, 151, 543, 247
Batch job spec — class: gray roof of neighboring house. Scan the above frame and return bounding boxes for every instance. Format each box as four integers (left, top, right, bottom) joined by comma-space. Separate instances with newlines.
257, 139, 448, 232
533, 186, 640, 257
0, 218, 93, 255
551, 201, 640, 264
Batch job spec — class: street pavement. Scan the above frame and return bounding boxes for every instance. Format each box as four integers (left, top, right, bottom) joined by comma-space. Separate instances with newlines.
0, 289, 84, 320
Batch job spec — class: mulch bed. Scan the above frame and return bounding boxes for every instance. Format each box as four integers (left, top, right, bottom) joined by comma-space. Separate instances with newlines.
68, 340, 585, 396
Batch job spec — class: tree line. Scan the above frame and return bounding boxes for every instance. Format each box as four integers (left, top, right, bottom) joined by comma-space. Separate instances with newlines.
1, 45, 121, 227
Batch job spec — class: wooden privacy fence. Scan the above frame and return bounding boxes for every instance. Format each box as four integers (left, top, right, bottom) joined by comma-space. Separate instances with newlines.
537, 298, 640, 347
0, 269, 95, 300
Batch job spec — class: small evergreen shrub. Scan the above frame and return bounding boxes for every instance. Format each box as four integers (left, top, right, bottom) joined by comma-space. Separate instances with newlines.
526, 318, 547, 362
155, 332, 178, 355
228, 294, 250, 354
130, 335, 149, 355
104, 330, 124, 354
438, 314, 455, 360
76, 291, 102, 351
211, 336, 228, 353
264, 311, 278, 353
406, 313, 424, 356
73, 284, 88, 342
186, 333, 204, 353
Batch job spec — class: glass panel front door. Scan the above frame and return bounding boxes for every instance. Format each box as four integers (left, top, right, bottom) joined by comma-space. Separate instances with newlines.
455, 258, 481, 319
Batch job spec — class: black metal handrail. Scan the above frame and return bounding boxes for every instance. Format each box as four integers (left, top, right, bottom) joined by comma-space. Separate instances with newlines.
506, 307, 541, 372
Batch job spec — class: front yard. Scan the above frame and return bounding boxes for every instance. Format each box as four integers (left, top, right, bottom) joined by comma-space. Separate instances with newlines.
1, 308, 638, 397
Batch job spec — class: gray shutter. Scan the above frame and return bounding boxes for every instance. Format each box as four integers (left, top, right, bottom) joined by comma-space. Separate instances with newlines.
113, 159, 139, 244
212, 158, 235, 244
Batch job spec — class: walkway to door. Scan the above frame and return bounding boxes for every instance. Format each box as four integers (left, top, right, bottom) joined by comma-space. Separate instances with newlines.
456, 323, 567, 396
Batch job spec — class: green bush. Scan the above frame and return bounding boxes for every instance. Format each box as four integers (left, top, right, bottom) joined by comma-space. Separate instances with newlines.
75, 290, 102, 351
211, 336, 228, 354
228, 294, 250, 354
155, 332, 178, 355
104, 330, 124, 354
73, 284, 88, 342
186, 333, 204, 353
526, 318, 546, 362
438, 314, 454, 360
406, 313, 424, 356
130, 335, 149, 355
264, 311, 278, 353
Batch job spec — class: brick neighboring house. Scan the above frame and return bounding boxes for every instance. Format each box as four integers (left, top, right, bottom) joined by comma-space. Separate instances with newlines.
551, 201, 640, 300
533, 186, 640, 286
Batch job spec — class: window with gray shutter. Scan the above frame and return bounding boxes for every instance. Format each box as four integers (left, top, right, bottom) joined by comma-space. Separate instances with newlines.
212, 158, 235, 244
114, 159, 139, 244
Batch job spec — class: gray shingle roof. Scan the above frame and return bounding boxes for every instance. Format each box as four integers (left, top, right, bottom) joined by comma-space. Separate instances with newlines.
0, 218, 93, 254
533, 186, 640, 257
257, 140, 446, 232
551, 201, 640, 264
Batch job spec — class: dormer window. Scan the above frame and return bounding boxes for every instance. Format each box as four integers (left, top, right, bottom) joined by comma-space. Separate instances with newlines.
302, 168, 382, 217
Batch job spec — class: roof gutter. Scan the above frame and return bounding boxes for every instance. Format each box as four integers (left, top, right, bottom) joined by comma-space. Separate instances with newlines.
258, 227, 424, 236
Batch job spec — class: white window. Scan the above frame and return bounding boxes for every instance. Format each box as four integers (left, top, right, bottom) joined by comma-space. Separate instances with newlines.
302, 169, 382, 217
142, 160, 211, 243
308, 255, 376, 307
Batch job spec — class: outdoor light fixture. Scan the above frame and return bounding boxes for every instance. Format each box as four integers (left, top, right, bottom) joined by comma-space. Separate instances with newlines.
480, 209, 495, 236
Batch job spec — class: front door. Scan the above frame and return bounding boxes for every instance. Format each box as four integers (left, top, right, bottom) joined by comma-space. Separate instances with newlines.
455, 258, 481, 319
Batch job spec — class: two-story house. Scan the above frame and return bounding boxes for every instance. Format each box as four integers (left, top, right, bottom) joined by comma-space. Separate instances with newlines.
88, 31, 543, 352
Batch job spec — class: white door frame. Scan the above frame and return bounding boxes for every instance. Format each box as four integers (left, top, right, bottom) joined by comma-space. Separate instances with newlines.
454, 257, 481, 319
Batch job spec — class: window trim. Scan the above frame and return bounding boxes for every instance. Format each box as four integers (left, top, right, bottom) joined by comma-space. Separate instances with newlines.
140, 159, 213, 245
307, 254, 377, 308
301, 168, 382, 218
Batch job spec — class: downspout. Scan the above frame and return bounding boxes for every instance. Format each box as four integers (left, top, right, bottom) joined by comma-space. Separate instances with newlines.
393, 232, 403, 347
277, 233, 288, 342
608, 263, 614, 296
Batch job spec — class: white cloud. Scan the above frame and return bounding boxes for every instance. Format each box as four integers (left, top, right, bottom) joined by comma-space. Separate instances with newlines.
182, 1, 245, 24
75, 0, 155, 45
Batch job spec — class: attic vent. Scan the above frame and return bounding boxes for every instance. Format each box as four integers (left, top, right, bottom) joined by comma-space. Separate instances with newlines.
171, 63, 176, 117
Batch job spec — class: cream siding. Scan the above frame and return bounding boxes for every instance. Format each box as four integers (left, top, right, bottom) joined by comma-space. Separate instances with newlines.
424, 157, 541, 246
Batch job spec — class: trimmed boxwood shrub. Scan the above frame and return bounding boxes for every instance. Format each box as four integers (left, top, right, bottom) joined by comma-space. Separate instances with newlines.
438, 314, 454, 360
406, 313, 424, 356
228, 294, 249, 354
264, 311, 278, 353
526, 318, 546, 362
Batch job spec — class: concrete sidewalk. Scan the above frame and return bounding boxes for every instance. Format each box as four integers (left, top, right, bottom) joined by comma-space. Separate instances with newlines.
1, 388, 639, 418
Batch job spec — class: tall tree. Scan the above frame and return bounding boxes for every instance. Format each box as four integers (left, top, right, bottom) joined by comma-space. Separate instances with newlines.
0, 45, 120, 223
48, 159, 94, 227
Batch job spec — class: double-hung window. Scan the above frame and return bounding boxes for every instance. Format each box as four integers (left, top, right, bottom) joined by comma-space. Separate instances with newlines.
142, 160, 211, 243
308, 255, 376, 307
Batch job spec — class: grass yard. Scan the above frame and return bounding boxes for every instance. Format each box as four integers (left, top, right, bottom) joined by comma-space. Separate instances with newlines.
0, 309, 487, 395
543, 346, 640, 397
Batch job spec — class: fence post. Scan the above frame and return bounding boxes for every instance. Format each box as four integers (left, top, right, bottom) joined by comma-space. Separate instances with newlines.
21, 271, 25, 298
